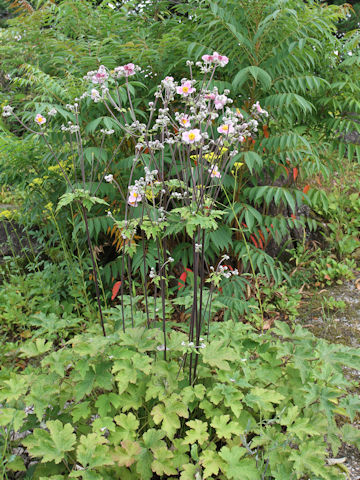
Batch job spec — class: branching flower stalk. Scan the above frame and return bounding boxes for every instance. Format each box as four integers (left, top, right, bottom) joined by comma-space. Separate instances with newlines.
3, 53, 269, 380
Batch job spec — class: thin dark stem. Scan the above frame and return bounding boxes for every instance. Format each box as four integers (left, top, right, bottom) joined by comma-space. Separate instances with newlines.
81, 203, 106, 337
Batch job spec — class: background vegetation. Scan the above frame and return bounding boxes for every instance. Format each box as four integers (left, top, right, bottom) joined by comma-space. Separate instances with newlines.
0, 0, 359, 478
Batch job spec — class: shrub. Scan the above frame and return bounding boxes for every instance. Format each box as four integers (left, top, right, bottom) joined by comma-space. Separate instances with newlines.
1, 320, 360, 479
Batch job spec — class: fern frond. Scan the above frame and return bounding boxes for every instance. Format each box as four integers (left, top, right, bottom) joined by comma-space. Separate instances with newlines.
9, 0, 34, 14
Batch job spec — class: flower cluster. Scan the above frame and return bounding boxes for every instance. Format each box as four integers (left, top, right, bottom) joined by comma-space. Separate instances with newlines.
202, 51, 229, 67
104, 174, 114, 183
60, 122, 80, 133
114, 63, 140, 78
127, 177, 146, 207
2, 105, 13, 117
251, 101, 269, 120
100, 129, 114, 135
83, 65, 109, 84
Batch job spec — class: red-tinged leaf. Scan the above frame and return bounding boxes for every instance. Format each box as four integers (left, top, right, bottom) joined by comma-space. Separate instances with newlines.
111, 281, 122, 301
223, 264, 233, 271
293, 167, 299, 181
282, 165, 289, 175
250, 234, 259, 249
258, 230, 265, 243
262, 124, 270, 138
178, 268, 192, 290
257, 231, 264, 250
303, 184, 310, 194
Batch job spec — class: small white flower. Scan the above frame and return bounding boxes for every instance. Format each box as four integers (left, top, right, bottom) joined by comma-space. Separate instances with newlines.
48, 108, 57, 116
348, 51, 353, 56
334, 50, 339, 56
2, 105, 13, 117
108, 2, 115, 8
100, 129, 114, 135
195, 243, 202, 253
90, 88, 102, 102
156, 344, 168, 351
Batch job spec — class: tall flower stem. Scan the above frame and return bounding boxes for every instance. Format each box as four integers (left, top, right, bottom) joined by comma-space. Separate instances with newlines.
81, 203, 106, 337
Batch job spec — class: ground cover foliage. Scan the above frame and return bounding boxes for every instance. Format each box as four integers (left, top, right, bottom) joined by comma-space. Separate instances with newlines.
0, 0, 360, 479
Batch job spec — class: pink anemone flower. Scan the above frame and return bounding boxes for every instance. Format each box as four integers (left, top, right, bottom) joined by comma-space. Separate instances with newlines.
182, 129, 201, 144
176, 81, 195, 97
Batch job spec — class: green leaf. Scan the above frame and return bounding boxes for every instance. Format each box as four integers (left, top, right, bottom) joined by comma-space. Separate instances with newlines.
151, 446, 177, 476
113, 412, 140, 440
20, 338, 53, 357
342, 424, 360, 449
200, 449, 224, 479
245, 387, 285, 412
76, 433, 112, 469
71, 401, 91, 422
6, 455, 26, 472
23, 420, 76, 464
340, 395, 360, 422
151, 396, 189, 439
0, 408, 26, 431
142, 429, 166, 451
112, 440, 141, 468
210, 415, 241, 439
95, 393, 121, 418
180, 464, 198, 480
201, 341, 237, 371
290, 440, 327, 478
219, 447, 260, 479
183, 420, 209, 445
232, 66, 272, 91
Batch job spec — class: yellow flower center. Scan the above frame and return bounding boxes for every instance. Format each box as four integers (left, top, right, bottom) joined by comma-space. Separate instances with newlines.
222, 125, 229, 131
188, 133, 195, 141
182, 118, 187, 124
182, 86, 189, 93
133, 192, 138, 198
